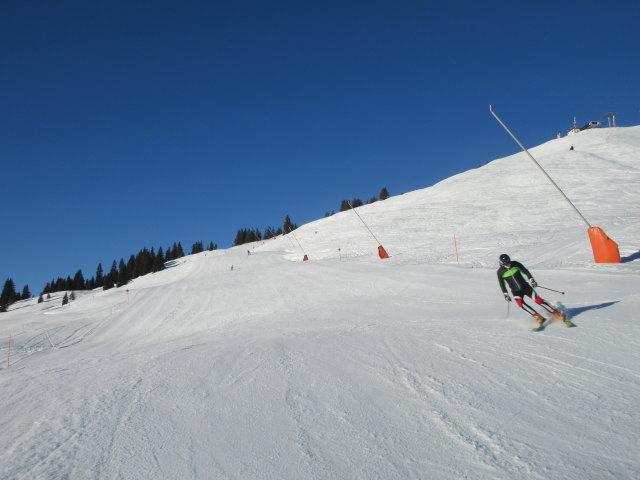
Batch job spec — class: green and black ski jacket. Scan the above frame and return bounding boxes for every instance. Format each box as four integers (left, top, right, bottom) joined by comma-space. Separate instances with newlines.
497, 261, 534, 295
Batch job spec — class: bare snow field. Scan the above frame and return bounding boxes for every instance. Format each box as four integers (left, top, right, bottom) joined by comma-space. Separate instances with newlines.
2, 127, 639, 479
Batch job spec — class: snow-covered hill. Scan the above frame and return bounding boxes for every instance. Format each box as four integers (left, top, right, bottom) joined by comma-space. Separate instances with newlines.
1, 127, 639, 479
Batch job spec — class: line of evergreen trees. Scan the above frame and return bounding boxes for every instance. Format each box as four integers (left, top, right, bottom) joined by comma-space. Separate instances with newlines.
234, 215, 297, 247
0, 240, 220, 314
40, 241, 215, 295
1, 279, 30, 312
326, 187, 390, 217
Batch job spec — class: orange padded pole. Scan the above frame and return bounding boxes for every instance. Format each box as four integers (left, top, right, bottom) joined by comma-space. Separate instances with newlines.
588, 227, 621, 263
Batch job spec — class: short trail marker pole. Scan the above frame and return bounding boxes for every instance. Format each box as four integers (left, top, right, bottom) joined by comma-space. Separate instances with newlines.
7, 334, 11, 368
453, 233, 460, 264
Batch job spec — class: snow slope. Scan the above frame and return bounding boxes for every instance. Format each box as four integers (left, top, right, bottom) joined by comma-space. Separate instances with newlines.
1, 127, 639, 479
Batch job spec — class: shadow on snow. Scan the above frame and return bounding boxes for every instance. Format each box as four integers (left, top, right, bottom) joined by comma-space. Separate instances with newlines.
566, 301, 619, 319
622, 250, 640, 263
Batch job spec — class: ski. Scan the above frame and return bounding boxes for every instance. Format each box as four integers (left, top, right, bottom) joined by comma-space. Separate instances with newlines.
531, 317, 548, 332
532, 318, 575, 332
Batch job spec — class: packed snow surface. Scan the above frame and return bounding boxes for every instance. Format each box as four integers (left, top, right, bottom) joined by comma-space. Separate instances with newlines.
2, 127, 639, 479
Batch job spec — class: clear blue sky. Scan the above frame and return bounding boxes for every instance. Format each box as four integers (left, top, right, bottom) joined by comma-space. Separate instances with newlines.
2, 0, 639, 293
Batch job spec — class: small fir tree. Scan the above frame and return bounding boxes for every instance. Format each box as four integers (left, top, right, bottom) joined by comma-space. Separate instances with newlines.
73, 270, 85, 290
283, 215, 296, 233
21, 285, 31, 300
95, 264, 104, 288
1, 278, 18, 311
117, 259, 128, 287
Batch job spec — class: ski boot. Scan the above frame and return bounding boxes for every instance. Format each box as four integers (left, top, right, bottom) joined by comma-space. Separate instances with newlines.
531, 314, 545, 332
552, 310, 574, 327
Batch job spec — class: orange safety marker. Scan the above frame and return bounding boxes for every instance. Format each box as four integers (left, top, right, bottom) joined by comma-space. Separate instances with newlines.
588, 227, 621, 263
378, 246, 389, 259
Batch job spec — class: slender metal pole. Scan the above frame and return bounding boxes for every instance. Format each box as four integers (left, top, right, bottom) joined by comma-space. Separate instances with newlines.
347, 201, 383, 245
288, 227, 306, 256
489, 105, 592, 228
537, 285, 565, 295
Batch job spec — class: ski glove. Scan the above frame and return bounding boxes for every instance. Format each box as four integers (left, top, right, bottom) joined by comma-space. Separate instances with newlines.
530, 279, 538, 288
503, 293, 511, 302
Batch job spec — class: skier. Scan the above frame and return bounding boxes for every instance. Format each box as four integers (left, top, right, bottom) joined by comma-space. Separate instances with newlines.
497, 254, 564, 326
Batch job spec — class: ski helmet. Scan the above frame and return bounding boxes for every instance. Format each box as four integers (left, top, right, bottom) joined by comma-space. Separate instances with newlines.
499, 254, 511, 265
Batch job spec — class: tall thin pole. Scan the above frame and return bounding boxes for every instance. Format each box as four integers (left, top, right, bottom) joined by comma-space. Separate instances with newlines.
489, 105, 592, 228
347, 201, 383, 244
287, 227, 307, 258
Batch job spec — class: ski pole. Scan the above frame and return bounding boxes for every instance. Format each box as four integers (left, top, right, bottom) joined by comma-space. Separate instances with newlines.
538, 286, 565, 295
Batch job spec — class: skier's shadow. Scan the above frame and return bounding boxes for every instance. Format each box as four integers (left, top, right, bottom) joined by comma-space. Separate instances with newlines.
622, 250, 640, 262
566, 301, 619, 319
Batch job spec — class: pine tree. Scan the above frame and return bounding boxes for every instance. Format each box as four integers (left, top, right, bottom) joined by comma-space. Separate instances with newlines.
167, 242, 178, 261
191, 241, 204, 255
95, 263, 104, 288
103, 260, 118, 290
117, 259, 128, 287
234, 229, 246, 247
283, 215, 296, 233
73, 270, 85, 290
38, 294, 44, 304
1, 278, 18, 311
351, 198, 363, 208
62, 293, 69, 305
263, 227, 276, 239
207, 242, 217, 251
21, 285, 31, 300
127, 255, 137, 278
149, 247, 157, 273
379, 187, 390, 200
70, 291, 76, 301
339, 200, 350, 212
153, 247, 164, 272
136, 248, 150, 276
